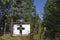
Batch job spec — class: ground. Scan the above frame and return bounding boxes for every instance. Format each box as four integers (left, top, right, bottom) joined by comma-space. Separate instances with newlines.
0, 34, 30, 40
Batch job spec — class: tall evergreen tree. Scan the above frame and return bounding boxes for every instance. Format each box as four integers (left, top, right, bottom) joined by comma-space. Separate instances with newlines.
43, 0, 60, 40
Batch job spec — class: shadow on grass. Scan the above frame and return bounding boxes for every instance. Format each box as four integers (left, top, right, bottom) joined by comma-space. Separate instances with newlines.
0, 31, 4, 36
0, 38, 5, 40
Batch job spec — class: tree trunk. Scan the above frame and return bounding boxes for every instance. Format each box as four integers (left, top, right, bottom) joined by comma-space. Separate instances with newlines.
10, 18, 13, 36
4, 22, 6, 35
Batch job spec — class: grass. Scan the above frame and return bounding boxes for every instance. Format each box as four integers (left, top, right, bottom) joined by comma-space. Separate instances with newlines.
0, 34, 30, 40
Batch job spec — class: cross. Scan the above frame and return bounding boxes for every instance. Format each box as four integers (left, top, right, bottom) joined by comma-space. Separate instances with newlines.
17, 25, 25, 34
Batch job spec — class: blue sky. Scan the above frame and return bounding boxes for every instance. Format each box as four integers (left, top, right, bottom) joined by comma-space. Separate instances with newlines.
34, 0, 47, 20
0, 0, 47, 20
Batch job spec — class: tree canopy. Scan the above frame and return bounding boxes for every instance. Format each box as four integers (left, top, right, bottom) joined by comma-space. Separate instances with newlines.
43, 0, 60, 40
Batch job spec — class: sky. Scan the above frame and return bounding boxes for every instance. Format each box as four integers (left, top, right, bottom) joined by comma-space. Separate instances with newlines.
34, 0, 47, 20
0, 0, 47, 20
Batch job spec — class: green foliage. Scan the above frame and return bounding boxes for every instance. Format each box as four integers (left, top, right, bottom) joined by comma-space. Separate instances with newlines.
43, 0, 60, 40
0, 0, 41, 40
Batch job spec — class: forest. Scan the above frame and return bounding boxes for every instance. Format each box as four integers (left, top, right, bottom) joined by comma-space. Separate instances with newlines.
0, 0, 60, 40
0, 0, 41, 40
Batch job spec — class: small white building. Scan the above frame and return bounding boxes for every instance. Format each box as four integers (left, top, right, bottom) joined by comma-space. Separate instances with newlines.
12, 22, 31, 36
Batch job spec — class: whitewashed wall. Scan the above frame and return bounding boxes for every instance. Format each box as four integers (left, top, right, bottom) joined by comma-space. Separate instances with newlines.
12, 24, 30, 36
22, 24, 30, 35
13, 24, 20, 36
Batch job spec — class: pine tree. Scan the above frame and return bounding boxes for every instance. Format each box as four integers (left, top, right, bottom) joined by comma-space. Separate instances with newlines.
43, 0, 60, 40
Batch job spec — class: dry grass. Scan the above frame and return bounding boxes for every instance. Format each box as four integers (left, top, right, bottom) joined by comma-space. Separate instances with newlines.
0, 34, 30, 40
